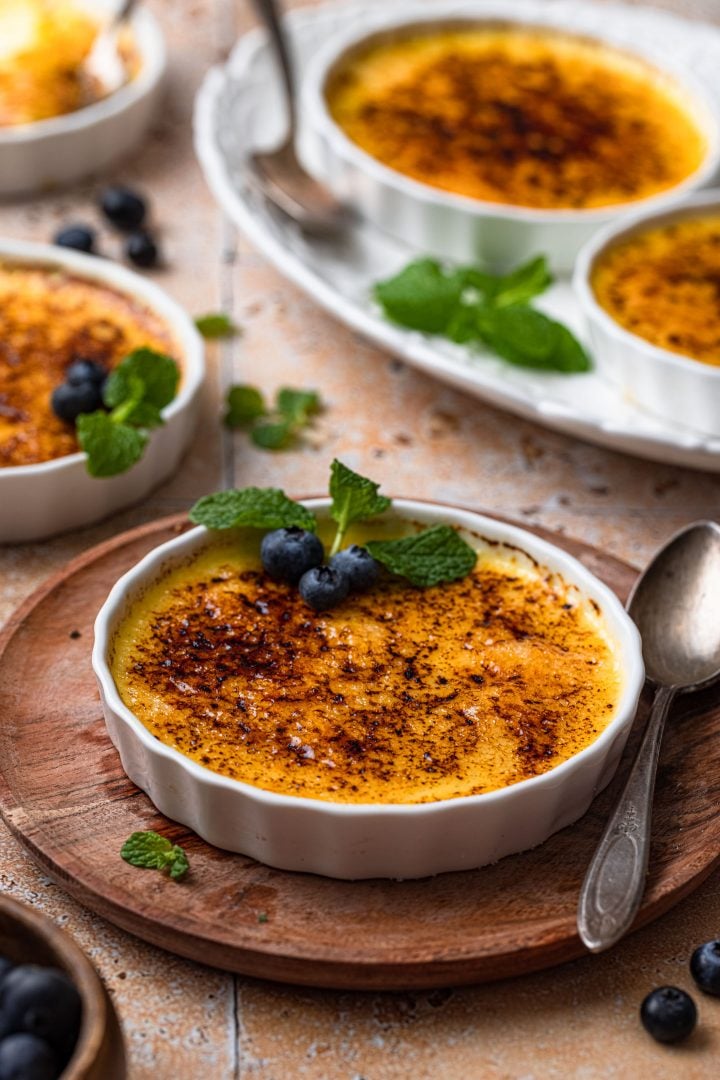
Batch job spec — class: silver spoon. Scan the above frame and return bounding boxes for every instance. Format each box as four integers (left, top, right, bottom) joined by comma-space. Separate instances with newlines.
578, 519, 720, 953
84, 0, 139, 97
249, 0, 352, 234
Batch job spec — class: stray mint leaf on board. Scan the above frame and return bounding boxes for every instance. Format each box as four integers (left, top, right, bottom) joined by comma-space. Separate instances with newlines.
329, 459, 392, 555
194, 312, 239, 339
225, 385, 266, 428
224, 385, 322, 450
367, 525, 477, 587
189, 488, 317, 531
77, 412, 148, 478
120, 831, 189, 882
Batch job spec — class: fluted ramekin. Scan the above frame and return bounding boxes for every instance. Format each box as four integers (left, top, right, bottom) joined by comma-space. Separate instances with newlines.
0, 239, 204, 543
0, 1, 165, 196
574, 190, 720, 437
93, 500, 644, 880
299, 5, 720, 272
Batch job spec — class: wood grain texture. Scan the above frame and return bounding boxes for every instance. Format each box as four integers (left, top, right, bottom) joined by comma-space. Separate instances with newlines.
0, 513, 718, 991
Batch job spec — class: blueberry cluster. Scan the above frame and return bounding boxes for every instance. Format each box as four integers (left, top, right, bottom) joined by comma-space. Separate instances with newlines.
260, 528, 379, 611
54, 185, 159, 269
0, 959, 82, 1080
50, 359, 107, 424
640, 937, 720, 1044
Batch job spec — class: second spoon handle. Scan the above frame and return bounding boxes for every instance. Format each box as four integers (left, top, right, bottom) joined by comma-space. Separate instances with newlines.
577, 683, 676, 952
251, 0, 296, 137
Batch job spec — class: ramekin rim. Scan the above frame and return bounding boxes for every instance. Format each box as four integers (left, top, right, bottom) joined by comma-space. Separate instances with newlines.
300, 4, 720, 224
0, 237, 205, 478
0, 7, 165, 146
92, 498, 645, 818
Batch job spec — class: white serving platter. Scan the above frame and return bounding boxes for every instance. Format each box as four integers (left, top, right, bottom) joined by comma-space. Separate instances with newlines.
194, 0, 720, 472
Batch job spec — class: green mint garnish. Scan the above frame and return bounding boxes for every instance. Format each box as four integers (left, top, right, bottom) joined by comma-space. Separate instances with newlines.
366, 525, 477, 587
258, 912, 269, 924
225, 385, 321, 450
374, 255, 590, 373
194, 312, 239, 338
189, 487, 317, 531
120, 831, 189, 882
76, 348, 179, 477
328, 459, 391, 556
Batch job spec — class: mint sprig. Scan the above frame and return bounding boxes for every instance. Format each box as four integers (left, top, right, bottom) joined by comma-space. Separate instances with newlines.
120, 831, 189, 882
225, 385, 321, 450
367, 526, 477, 587
76, 348, 179, 477
195, 312, 239, 338
328, 459, 391, 556
189, 487, 317, 531
374, 255, 591, 373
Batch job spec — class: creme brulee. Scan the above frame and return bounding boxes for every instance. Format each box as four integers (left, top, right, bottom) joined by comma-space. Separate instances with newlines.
591, 214, 720, 366
0, 264, 177, 467
111, 524, 623, 805
325, 25, 708, 211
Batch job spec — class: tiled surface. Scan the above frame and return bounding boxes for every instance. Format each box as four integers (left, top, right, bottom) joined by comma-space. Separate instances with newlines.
1, 1, 719, 1076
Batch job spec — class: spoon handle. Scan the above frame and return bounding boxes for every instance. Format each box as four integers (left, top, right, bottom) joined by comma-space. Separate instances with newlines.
577, 683, 676, 952
251, 0, 296, 138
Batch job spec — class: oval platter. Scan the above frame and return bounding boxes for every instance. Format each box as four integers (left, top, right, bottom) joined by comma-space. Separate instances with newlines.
0, 512, 719, 990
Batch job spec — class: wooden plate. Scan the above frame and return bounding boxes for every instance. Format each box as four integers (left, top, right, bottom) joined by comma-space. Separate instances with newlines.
1, 513, 719, 991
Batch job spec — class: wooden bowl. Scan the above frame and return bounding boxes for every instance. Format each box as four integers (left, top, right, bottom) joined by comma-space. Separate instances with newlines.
0, 895, 126, 1079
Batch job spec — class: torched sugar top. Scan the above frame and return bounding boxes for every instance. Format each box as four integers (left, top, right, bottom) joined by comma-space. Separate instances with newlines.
325, 25, 708, 211
110, 523, 624, 805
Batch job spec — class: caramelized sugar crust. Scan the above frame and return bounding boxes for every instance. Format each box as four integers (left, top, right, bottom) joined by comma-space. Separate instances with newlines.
0, 264, 176, 467
326, 26, 707, 210
112, 535, 622, 804
592, 215, 720, 366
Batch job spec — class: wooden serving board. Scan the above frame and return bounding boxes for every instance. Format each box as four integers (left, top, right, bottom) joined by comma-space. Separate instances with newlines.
1, 513, 719, 991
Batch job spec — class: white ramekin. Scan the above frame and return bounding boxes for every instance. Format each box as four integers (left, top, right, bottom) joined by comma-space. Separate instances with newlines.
0, 1, 165, 197
299, 5, 720, 272
574, 190, 720, 437
93, 500, 645, 880
0, 239, 204, 543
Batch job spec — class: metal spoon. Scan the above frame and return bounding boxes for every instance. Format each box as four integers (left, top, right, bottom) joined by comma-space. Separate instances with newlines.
578, 520, 720, 953
84, 0, 139, 97
249, 0, 352, 234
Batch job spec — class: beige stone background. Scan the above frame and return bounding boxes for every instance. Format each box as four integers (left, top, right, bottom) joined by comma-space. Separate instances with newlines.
1, 0, 720, 1075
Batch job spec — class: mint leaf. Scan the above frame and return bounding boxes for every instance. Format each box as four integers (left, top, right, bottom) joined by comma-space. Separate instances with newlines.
189, 488, 316, 531
461, 256, 552, 307
195, 312, 239, 339
251, 420, 293, 450
374, 258, 464, 333
477, 305, 591, 372
276, 387, 321, 426
77, 412, 148, 477
120, 831, 189, 882
225, 385, 266, 428
103, 348, 179, 415
367, 525, 477, 586
329, 459, 391, 555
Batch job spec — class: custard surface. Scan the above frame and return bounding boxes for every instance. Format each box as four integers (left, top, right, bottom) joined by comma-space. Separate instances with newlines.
0, 0, 137, 126
0, 263, 177, 467
592, 214, 720, 366
111, 526, 623, 805
326, 26, 707, 210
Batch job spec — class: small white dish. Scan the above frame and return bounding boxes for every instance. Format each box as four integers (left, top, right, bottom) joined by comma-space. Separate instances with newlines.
299, 3, 720, 272
0, 239, 204, 544
93, 499, 644, 880
574, 190, 720, 438
0, 0, 165, 197
194, 0, 720, 471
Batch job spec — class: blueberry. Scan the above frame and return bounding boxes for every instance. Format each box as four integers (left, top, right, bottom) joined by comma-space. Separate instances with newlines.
0, 961, 13, 987
260, 527, 324, 584
690, 939, 720, 996
0, 966, 80, 1063
51, 381, 104, 423
66, 359, 107, 387
99, 185, 146, 230
298, 566, 350, 611
0, 1034, 56, 1080
640, 986, 697, 1044
125, 230, 159, 269
52, 225, 95, 254
329, 545, 380, 592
